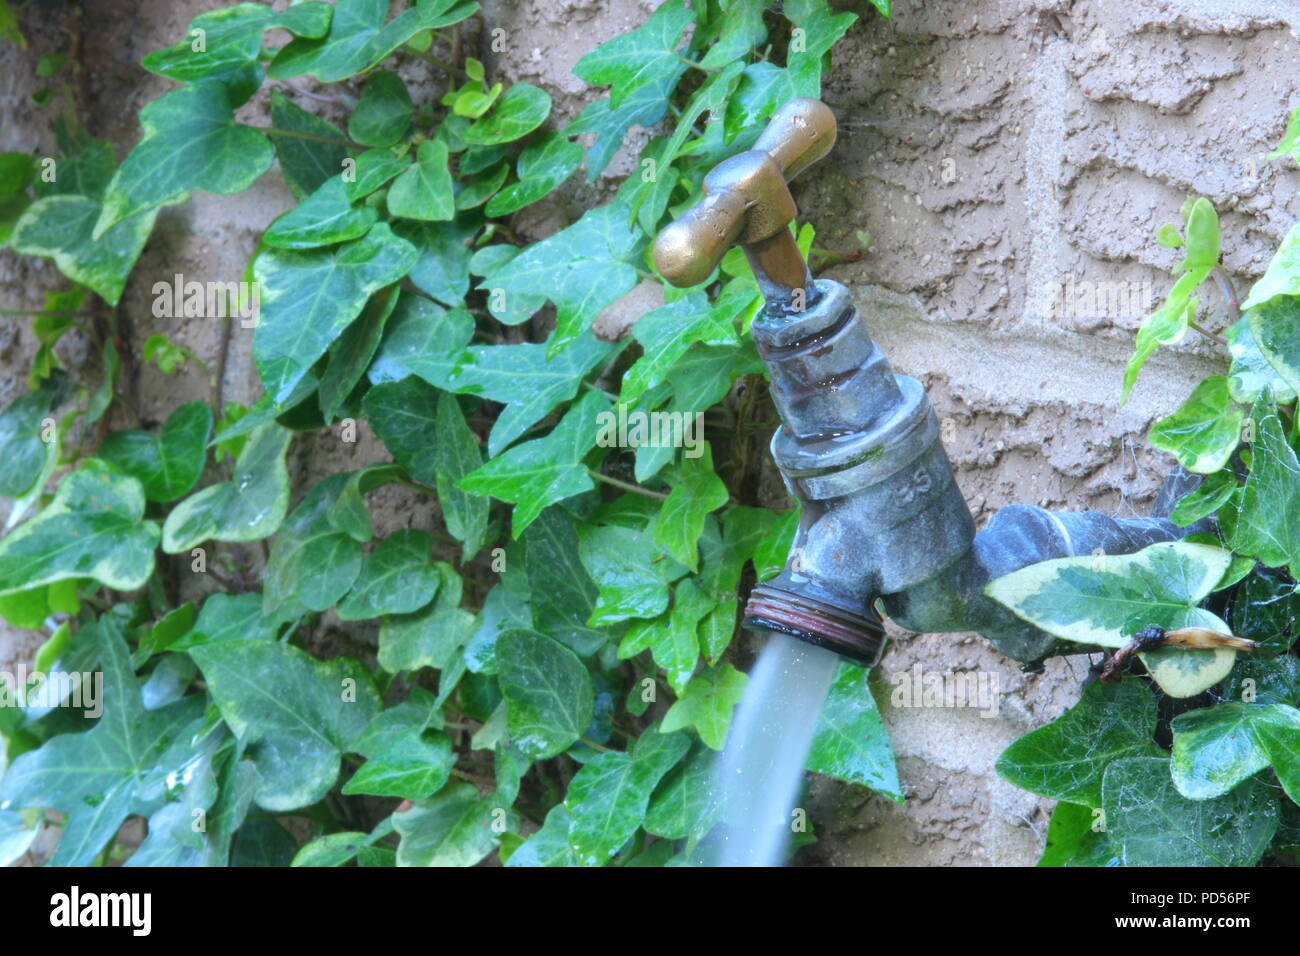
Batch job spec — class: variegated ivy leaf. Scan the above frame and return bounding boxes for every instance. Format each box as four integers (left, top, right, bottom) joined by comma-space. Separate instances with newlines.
253, 222, 417, 404
161, 423, 292, 554
1226, 314, 1297, 404
95, 78, 274, 237
1230, 399, 1300, 570
0, 461, 159, 596
1147, 376, 1244, 474
479, 202, 644, 357
1247, 294, 1300, 400
1139, 646, 1237, 699
191, 638, 380, 811
1170, 701, 1300, 802
269, 0, 477, 83
11, 196, 157, 306
983, 541, 1233, 650
142, 2, 333, 84
458, 390, 610, 538
1241, 223, 1300, 311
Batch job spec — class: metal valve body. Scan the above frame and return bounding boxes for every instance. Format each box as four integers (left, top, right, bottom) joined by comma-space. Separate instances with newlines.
654, 99, 1199, 668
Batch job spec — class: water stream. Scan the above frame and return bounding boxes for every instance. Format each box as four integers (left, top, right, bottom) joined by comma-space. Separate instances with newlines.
707, 634, 842, 867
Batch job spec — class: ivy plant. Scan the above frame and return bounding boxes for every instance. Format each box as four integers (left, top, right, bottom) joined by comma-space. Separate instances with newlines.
0, 0, 898, 868
987, 112, 1300, 866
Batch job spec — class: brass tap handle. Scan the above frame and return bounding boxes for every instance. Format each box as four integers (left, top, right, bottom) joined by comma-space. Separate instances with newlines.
652, 98, 836, 307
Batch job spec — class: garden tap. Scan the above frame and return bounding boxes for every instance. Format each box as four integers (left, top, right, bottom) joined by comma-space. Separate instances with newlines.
653, 99, 1197, 668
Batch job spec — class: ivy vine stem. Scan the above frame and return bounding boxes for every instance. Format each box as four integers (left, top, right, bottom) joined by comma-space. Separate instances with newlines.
587, 469, 668, 501
253, 125, 365, 150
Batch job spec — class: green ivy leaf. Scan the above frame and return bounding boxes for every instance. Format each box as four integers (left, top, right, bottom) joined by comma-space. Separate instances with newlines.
171, 591, 280, 651
566, 68, 680, 180
1122, 275, 1198, 403
0, 372, 66, 498
0, 461, 159, 596
1170, 702, 1300, 801
1037, 800, 1117, 867
699, 0, 766, 69
652, 442, 729, 571
1230, 400, 1300, 570
162, 423, 291, 554
387, 140, 455, 221
1147, 376, 1243, 474
0, 618, 205, 865
644, 742, 718, 841
191, 638, 379, 810
485, 131, 582, 217
11, 196, 157, 306
377, 563, 473, 672
268, 90, 349, 200
348, 70, 412, 146
984, 540, 1233, 649
578, 521, 688, 625
269, 0, 477, 82
480, 203, 643, 356
1226, 314, 1297, 404
263, 177, 378, 249
263, 471, 376, 618
807, 662, 902, 800
573, 0, 693, 109
619, 578, 713, 693
96, 79, 274, 237
1169, 470, 1235, 527
344, 147, 411, 201
393, 781, 505, 866
142, 2, 333, 84
99, 401, 212, 502
1247, 295, 1300, 399
620, 291, 738, 406
660, 662, 747, 750
449, 332, 619, 456
368, 294, 474, 389
1101, 756, 1278, 866
564, 728, 690, 865
1232, 573, 1300, 655
459, 390, 609, 537
523, 508, 607, 657
343, 727, 454, 800
496, 628, 594, 760
254, 221, 417, 403
1269, 108, 1300, 165
463, 82, 551, 146
997, 679, 1162, 808
337, 529, 440, 621
318, 284, 401, 422
394, 216, 478, 306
